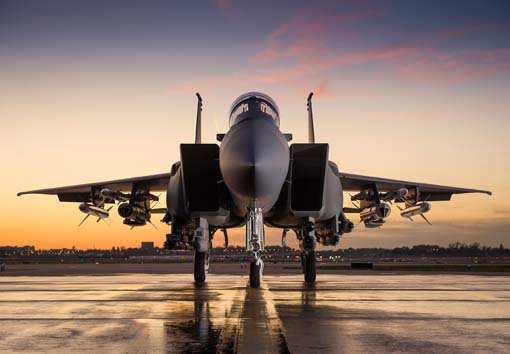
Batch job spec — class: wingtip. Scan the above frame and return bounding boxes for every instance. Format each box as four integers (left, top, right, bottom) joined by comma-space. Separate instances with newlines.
486, 191, 493, 196
17, 192, 23, 197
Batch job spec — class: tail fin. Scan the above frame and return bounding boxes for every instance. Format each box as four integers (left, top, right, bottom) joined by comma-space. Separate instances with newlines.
195, 93, 203, 144
307, 92, 315, 143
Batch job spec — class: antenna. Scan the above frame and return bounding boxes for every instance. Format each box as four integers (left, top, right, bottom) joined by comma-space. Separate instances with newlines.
307, 92, 315, 143
195, 92, 203, 144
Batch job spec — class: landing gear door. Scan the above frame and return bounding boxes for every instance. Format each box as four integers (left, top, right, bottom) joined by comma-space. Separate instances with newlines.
289, 144, 329, 217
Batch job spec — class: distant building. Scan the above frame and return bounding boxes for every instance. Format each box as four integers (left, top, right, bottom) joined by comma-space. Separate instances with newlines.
141, 242, 154, 250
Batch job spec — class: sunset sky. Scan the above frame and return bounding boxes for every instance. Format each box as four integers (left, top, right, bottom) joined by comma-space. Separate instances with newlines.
1, 0, 508, 249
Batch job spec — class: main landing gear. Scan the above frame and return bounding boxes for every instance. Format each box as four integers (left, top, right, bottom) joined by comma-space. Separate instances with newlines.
298, 217, 317, 283
193, 250, 209, 283
192, 217, 211, 284
302, 251, 316, 283
246, 208, 265, 288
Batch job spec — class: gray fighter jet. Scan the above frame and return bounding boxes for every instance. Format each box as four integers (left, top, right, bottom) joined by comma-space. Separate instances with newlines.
18, 92, 491, 287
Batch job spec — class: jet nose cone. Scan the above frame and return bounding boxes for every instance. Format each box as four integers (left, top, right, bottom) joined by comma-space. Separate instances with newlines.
220, 118, 289, 210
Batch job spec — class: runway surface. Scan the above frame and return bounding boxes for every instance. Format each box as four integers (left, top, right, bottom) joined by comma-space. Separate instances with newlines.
0, 273, 509, 354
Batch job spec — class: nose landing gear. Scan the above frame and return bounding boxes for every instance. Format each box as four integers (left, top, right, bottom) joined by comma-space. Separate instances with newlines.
246, 208, 265, 288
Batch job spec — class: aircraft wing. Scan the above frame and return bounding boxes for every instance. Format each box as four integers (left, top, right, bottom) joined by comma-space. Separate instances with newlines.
339, 172, 491, 202
17, 173, 171, 203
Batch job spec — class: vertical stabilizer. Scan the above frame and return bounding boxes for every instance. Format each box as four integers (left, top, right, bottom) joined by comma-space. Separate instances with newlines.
307, 92, 315, 143
195, 93, 203, 144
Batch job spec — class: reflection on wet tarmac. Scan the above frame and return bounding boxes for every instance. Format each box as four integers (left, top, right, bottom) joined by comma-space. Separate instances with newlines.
164, 284, 222, 353
0, 274, 509, 353
163, 283, 243, 353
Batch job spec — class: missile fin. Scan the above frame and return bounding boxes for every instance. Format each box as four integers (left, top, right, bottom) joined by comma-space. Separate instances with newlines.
420, 213, 432, 225
78, 214, 90, 227
148, 219, 158, 230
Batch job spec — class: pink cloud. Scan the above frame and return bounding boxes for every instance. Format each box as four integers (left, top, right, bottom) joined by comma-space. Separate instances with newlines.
163, 11, 510, 99
395, 48, 510, 84
163, 45, 509, 98
312, 80, 336, 99
252, 11, 376, 65
251, 16, 510, 86
162, 67, 311, 96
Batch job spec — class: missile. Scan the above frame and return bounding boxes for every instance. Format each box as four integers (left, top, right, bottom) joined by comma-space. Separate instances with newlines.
399, 202, 431, 219
351, 188, 407, 203
78, 203, 109, 219
100, 189, 130, 202
380, 188, 408, 202
135, 190, 159, 201
350, 189, 375, 201
360, 203, 391, 221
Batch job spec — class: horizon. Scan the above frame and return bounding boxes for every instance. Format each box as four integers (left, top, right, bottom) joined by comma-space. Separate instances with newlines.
1, 0, 508, 249
1, 240, 507, 252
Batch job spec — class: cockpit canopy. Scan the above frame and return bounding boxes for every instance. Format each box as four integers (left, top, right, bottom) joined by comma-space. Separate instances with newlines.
229, 92, 280, 127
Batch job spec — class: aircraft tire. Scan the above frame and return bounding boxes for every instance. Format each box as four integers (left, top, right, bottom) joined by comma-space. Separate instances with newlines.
249, 260, 262, 288
304, 251, 316, 283
194, 250, 206, 283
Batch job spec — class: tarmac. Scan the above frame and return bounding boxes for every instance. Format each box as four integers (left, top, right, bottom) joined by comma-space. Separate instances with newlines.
0, 272, 509, 354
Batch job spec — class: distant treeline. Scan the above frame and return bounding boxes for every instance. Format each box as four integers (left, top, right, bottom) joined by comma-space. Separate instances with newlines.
0, 242, 509, 259
333, 243, 510, 258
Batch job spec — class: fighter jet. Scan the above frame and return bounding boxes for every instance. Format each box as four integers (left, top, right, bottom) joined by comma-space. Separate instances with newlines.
18, 92, 491, 287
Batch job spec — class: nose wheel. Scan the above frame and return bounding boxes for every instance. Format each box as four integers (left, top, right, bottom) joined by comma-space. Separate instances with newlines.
249, 258, 264, 288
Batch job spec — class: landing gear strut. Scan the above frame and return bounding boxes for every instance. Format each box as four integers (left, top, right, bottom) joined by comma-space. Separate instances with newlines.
246, 208, 264, 288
